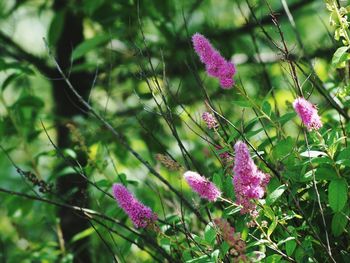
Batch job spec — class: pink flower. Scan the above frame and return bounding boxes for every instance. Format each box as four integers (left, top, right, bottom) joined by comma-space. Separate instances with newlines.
192, 33, 236, 89
184, 171, 221, 201
202, 112, 218, 129
112, 184, 157, 228
233, 141, 269, 215
293, 97, 322, 131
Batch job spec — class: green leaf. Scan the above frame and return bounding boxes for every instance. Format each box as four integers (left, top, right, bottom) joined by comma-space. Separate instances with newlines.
262, 101, 272, 116
210, 250, 219, 261
267, 217, 278, 237
48, 10, 65, 46
232, 99, 251, 107
285, 239, 297, 256
95, 179, 111, 187
332, 46, 350, 68
266, 185, 287, 205
186, 255, 211, 263
277, 236, 295, 246
278, 112, 297, 126
13, 95, 44, 109
315, 166, 338, 181
263, 205, 275, 220
328, 178, 348, 212
272, 137, 294, 160
56, 167, 77, 177
212, 172, 223, 189
331, 212, 348, 236
72, 35, 111, 60
223, 205, 241, 217
246, 239, 269, 249
83, 0, 104, 15
1, 73, 21, 91
265, 254, 282, 263
204, 222, 216, 245
0, 59, 35, 74
71, 227, 94, 243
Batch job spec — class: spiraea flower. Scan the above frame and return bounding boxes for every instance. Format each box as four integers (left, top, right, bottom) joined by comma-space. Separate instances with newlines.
184, 171, 221, 201
233, 141, 270, 215
293, 97, 323, 131
214, 218, 248, 262
192, 33, 236, 89
215, 145, 233, 167
112, 183, 157, 228
202, 112, 218, 129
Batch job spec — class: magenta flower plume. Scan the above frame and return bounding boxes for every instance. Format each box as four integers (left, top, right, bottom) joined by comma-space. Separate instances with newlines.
184, 171, 221, 201
202, 112, 218, 129
233, 141, 270, 215
192, 33, 236, 89
293, 97, 323, 131
112, 183, 157, 228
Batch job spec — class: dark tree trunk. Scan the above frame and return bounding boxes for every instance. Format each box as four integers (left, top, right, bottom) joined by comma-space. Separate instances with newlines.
52, 1, 92, 262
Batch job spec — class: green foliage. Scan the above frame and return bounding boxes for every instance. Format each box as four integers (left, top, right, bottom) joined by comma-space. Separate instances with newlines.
1, 0, 350, 262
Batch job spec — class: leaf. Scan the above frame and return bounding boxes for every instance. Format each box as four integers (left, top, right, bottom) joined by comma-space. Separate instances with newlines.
262, 101, 272, 116
48, 10, 65, 45
265, 254, 282, 263
331, 212, 348, 236
266, 185, 287, 205
232, 99, 251, 108
72, 35, 111, 60
12, 95, 44, 109
267, 217, 278, 237
56, 167, 77, 177
285, 239, 297, 256
83, 0, 104, 15
95, 179, 111, 187
246, 239, 269, 249
272, 137, 294, 160
210, 250, 219, 261
204, 223, 216, 245
71, 227, 94, 243
185, 255, 211, 263
1, 73, 21, 91
337, 146, 350, 162
277, 236, 295, 246
328, 178, 348, 212
332, 46, 349, 67
315, 166, 338, 181
0, 59, 35, 74
212, 172, 222, 189
248, 251, 266, 262
223, 205, 241, 217
278, 112, 297, 126
263, 205, 275, 220
300, 150, 327, 158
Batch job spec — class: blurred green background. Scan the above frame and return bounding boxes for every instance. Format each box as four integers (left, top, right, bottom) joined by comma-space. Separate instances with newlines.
0, 0, 340, 262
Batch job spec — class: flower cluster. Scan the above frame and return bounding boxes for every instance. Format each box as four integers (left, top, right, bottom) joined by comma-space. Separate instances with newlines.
192, 33, 236, 89
214, 218, 248, 262
233, 141, 270, 215
184, 171, 221, 201
293, 97, 322, 131
215, 145, 233, 167
202, 112, 218, 129
112, 183, 157, 228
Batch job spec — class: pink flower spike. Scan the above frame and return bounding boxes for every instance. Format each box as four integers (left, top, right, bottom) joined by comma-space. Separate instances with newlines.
293, 97, 323, 131
192, 33, 236, 89
233, 141, 270, 215
112, 184, 157, 228
184, 171, 221, 201
202, 112, 218, 129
